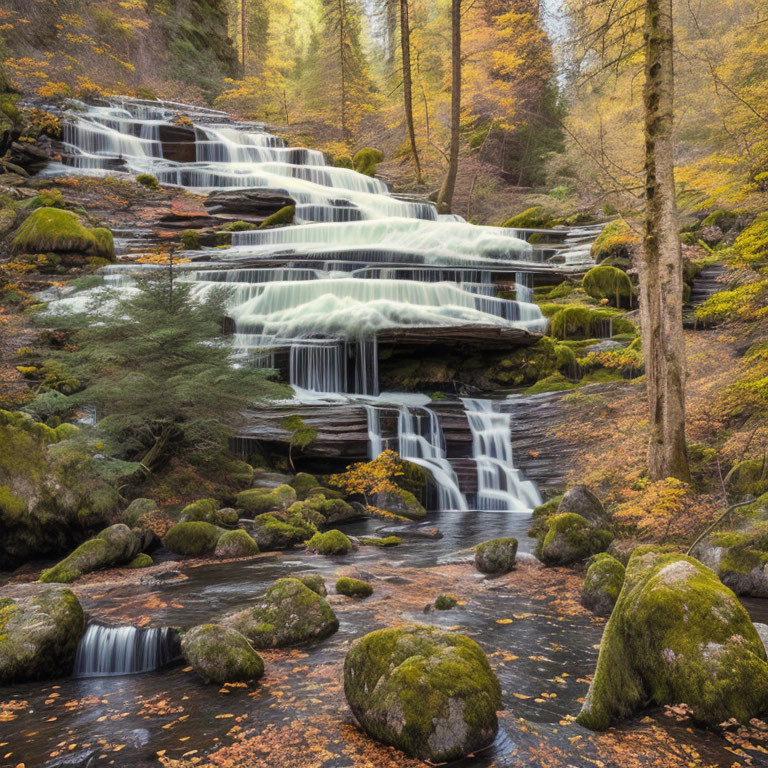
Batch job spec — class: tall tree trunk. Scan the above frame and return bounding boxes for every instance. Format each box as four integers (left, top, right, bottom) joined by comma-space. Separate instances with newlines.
437, 0, 461, 214
339, 0, 349, 141
241, 0, 247, 72
640, 0, 690, 482
400, 0, 423, 184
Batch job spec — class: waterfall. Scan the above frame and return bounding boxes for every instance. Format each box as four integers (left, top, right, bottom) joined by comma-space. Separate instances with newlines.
74, 624, 180, 677
462, 398, 542, 512
366, 405, 383, 460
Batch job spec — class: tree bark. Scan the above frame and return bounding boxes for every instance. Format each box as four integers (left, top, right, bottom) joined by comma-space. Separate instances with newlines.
400, 0, 423, 184
437, 0, 461, 214
640, 0, 690, 481
339, 0, 349, 141
241, 0, 247, 73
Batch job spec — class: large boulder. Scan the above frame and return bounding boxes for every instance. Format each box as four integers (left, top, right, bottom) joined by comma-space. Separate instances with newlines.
344, 626, 501, 762
215, 529, 260, 558
236, 485, 297, 516
581, 553, 625, 616
204, 189, 295, 217
223, 578, 338, 649
163, 521, 221, 556
307, 529, 354, 556
289, 496, 357, 525
40, 524, 141, 583
558, 485, 606, 523
576, 549, 768, 730
181, 624, 264, 684
239, 510, 316, 551
372, 488, 426, 520
290, 472, 322, 500
536, 513, 612, 566
474, 538, 518, 574
121, 498, 158, 528
0, 586, 85, 683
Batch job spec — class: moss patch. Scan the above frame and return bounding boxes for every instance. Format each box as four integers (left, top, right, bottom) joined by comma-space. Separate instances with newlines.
353, 147, 384, 177
215, 529, 260, 558
307, 529, 354, 555
163, 521, 221, 556
475, 538, 518, 574
336, 576, 373, 598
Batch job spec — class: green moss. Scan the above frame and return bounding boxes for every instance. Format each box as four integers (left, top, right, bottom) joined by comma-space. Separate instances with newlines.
726, 459, 768, 498
582, 265, 633, 307
353, 147, 384, 177
288, 496, 355, 525
434, 594, 457, 610
259, 205, 295, 229
336, 576, 373, 598
525, 373, 579, 394
591, 220, 640, 267
475, 538, 518, 574
343, 625, 501, 762
489, 336, 559, 387
582, 553, 625, 616
290, 472, 321, 500
307, 529, 354, 556
373, 487, 426, 520
502, 206, 555, 229
181, 498, 219, 523
121, 497, 158, 528
696, 280, 768, 324
181, 623, 264, 684
576, 550, 768, 730
180, 229, 201, 250
163, 521, 221, 556
236, 485, 297, 515
136, 173, 160, 190
295, 573, 327, 595
537, 513, 612, 566
128, 553, 153, 568
334, 155, 354, 169
727, 212, 768, 268
12, 207, 96, 254
90, 227, 115, 260
550, 306, 636, 341
359, 536, 402, 547
215, 529, 260, 558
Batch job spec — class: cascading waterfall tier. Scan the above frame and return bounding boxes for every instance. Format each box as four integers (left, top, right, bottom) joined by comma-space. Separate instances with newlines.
73, 623, 180, 678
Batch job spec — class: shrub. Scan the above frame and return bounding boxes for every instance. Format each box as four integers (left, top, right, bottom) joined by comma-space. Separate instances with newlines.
353, 147, 384, 177
136, 174, 160, 190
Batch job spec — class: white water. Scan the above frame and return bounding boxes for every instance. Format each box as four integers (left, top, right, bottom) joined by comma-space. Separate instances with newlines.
74, 624, 178, 677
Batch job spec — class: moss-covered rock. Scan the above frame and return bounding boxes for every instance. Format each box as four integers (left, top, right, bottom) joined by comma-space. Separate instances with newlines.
537, 513, 612, 566
259, 205, 295, 228
181, 624, 264, 684
180, 229, 201, 249
215, 529, 260, 558
224, 578, 338, 648
136, 173, 160, 190
121, 498, 158, 528
295, 573, 327, 596
549, 306, 636, 340
581, 553, 625, 616
90, 227, 115, 260
372, 488, 426, 520
288, 496, 356, 525
236, 485, 297, 516
726, 459, 768, 498
163, 521, 221, 556
558, 485, 607, 523
343, 625, 501, 762
40, 524, 141, 583
591, 219, 640, 269
12, 207, 96, 254
307, 529, 354, 556
582, 265, 633, 307
474, 538, 518, 575
359, 536, 402, 547
0, 586, 85, 683
127, 553, 154, 568
244, 510, 317, 550
336, 576, 373, 597
488, 337, 559, 387
290, 472, 321, 500
502, 206, 555, 229
576, 549, 768, 730
180, 498, 219, 523
434, 594, 457, 610
353, 147, 384, 177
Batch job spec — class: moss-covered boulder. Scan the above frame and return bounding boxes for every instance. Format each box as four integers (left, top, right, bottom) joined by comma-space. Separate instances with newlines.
434, 594, 457, 610
558, 484, 607, 523
136, 173, 160, 190
127, 553, 153, 569
590, 219, 640, 269
12, 207, 96, 254
549, 306, 635, 341
288, 496, 356, 525
90, 227, 115, 260
121, 498, 158, 528
343, 626, 501, 762
180, 498, 219, 523
290, 472, 321, 500
163, 521, 221, 556
336, 577, 373, 598
224, 578, 338, 648
726, 459, 768, 499
236, 485, 297, 516
581, 553, 625, 616
215, 529, 260, 558
295, 573, 327, 596
536, 513, 612, 566
582, 265, 633, 307
474, 538, 518, 575
40, 524, 141, 583
576, 549, 768, 730
502, 206, 555, 229
242, 510, 317, 551
307, 529, 354, 556
359, 536, 402, 547
216, 507, 239, 528
372, 488, 426, 520
353, 147, 384, 177
0, 586, 85, 683
181, 624, 264, 684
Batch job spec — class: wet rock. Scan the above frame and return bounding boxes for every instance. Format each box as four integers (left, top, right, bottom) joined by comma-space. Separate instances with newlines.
344, 625, 501, 762
40, 524, 142, 583
236, 485, 297, 516
295, 573, 327, 596
336, 577, 373, 598
536, 513, 612, 566
223, 578, 338, 648
163, 521, 221, 556
359, 536, 402, 547
474, 537, 518, 574
204, 189, 295, 217
240, 510, 317, 550
158, 124, 196, 163
181, 624, 264, 684
215, 529, 260, 558
377, 523, 443, 539
0, 586, 85, 683
755, 623, 768, 656
372, 487, 426, 520
581, 553, 625, 616
576, 549, 768, 730
307, 529, 354, 556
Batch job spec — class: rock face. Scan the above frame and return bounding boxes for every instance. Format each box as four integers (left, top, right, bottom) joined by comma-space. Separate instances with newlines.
158, 124, 196, 163
204, 189, 295, 217
344, 626, 502, 762
223, 578, 338, 648
163, 521, 221, 556
40, 524, 142, 583
536, 513, 612, 566
474, 538, 518, 574
576, 549, 768, 730
181, 624, 264, 684
0, 586, 85, 683
215, 529, 260, 558
581, 554, 625, 616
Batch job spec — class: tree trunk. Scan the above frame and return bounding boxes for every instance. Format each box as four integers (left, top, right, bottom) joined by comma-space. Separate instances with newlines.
437, 0, 461, 214
339, 0, 349, 141
640, 0, 690, 482
139, 425, 173, 473
241, 0, 247, 73
400, 0, 423, 184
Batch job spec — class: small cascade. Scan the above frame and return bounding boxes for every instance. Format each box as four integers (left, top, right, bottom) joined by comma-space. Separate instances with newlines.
365, 405, 383, 460
290, 342, 346, 393
74, 624, 180, 678
462, 398, 542, 512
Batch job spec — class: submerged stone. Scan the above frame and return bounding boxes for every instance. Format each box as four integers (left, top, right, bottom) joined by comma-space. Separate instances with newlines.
181, 624, 264, 684
474, 537, 518, 574
581, 553, 625, 616
576, 549, 768, 730
343, 625, 501, 762
223, 578, 338, 648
